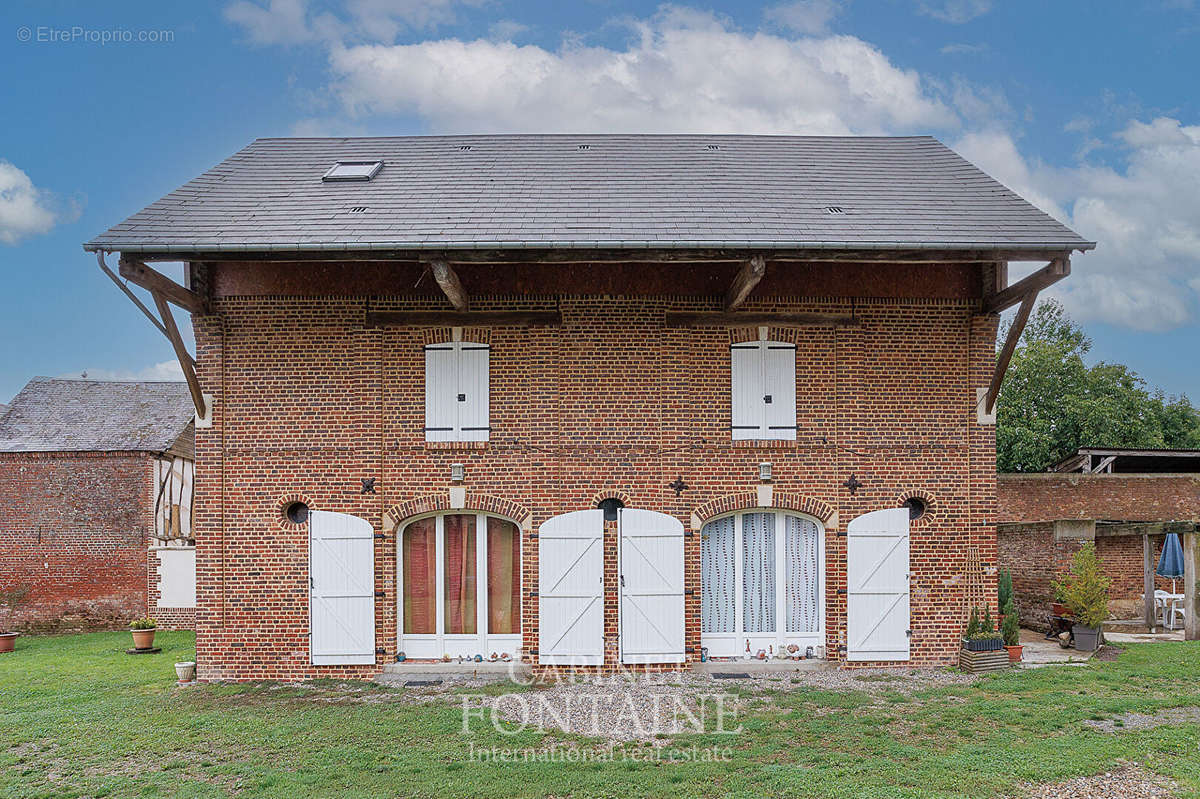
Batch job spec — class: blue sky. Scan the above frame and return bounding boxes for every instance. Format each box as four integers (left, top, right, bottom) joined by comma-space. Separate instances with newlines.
1, 0, 1198, 404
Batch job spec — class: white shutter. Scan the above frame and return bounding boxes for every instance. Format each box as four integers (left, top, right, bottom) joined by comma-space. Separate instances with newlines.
538, 510, 604, 665
619, 509, 685, 664
731, 343, 764, 440
424, 345, 457, 442
764, 343, 796, 441
458, 344, 490, 442
846, 508, 910, 662
310, 511, 376, 665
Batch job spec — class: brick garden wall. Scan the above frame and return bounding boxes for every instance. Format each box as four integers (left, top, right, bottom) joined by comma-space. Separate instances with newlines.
997, 474, 1200, 630
0, 451, 154, 631
192, 263, 999, 680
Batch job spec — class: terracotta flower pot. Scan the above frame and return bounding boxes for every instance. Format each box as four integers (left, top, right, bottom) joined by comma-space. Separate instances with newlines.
131, 628, 157, 650
0, 633, 17, 653
1004, 644, 1023, 663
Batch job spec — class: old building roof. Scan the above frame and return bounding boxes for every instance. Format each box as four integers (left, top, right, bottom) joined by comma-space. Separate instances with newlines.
0, 377, 195, 454
84, 135, 1093, 255
1051, 447, 1200, 475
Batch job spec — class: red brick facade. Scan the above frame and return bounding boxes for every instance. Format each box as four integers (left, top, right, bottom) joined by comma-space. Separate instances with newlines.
192, 261, 1000, 680
997, 474, 1200, 629
0, 451, 154, 631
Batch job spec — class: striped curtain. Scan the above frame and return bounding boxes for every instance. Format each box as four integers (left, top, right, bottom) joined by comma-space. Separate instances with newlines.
785, 516, 820, 633
701, 517, 735, 633
743, 512, 776, 633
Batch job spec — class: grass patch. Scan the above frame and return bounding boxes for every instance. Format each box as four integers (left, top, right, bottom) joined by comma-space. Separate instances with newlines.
3, 633, 1200, 797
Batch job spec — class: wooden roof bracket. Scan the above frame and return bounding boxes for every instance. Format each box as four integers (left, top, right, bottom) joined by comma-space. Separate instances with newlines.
724, 254, 766, 311
980, 255, 1072, 415
428, 258, 469, 311
97, 251, 207, 417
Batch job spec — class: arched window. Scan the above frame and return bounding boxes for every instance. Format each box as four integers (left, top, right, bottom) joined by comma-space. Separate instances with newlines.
701, 510, 823, 657
399, 512, 521, 659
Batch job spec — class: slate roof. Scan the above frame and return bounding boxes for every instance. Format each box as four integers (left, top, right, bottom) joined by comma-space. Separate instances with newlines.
0, 378, 195, 453
84, 134, 1093, 254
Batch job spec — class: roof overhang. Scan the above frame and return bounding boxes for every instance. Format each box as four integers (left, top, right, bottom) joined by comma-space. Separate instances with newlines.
82, 242, 1093, 264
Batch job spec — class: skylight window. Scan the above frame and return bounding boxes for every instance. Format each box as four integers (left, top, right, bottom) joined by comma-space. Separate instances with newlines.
322, 160, 383, 182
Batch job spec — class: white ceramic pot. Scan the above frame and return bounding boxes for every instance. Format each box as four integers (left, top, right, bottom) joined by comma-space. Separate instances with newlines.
175, 661, 197, 682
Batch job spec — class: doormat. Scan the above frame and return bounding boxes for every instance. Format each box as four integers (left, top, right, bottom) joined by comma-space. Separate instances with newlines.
711, 672, 750, 679
404, 680, 444, 687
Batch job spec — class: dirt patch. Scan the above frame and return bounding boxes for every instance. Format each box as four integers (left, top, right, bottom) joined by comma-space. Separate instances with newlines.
1082, 705, 1200, 734
1093, 645, 1124, 662
1023, 764, 1178, 798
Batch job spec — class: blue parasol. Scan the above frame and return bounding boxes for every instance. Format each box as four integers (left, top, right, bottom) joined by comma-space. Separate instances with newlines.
1157, 533, 1185, 594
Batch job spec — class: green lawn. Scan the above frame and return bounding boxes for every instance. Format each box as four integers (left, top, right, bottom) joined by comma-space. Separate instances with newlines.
2, 632, 1200, 798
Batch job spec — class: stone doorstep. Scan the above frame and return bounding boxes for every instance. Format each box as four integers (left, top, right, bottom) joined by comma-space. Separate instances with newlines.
692, 659, 830, 675
377, 660, 532, 684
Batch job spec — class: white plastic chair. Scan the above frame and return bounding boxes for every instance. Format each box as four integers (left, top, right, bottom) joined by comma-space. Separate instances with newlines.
1154, 590, 1172, 628
1167, 598, 1185, 630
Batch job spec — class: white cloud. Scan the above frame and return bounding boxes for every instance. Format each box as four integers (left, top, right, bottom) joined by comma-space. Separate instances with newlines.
224, 0, 482, 44
64, 361, 186, 382
764, 0, 842, 34
958, 119, 1200, 331
0, 161, 61, 245
918, 0, 992, 23
324, 8, 958, 135
939, 42, 986, 54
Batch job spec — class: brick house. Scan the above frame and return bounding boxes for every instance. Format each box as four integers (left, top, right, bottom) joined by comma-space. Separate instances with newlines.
999, 448, 1200, 630
0, 378, 197, 630
84, 134, 1092, 680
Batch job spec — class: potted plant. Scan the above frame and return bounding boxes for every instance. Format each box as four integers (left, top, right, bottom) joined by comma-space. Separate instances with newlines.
0, 584, 29, 653
129, 617, 158, 650
1001, 597, 1022, 662
962, 606, 1004, 651
1053, 542, 1110, 651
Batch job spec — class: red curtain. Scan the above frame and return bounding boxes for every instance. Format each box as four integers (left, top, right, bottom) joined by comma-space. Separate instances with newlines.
402, 518, 436, 634
443, 514, 477, 634
487, 518, 520, 634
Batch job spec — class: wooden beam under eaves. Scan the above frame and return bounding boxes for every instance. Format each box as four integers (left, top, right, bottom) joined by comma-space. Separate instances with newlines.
366, 310, 562, 327
429, 259, 469, 311
984, 291, 1036, 414
724, 255, 766, 311
119, 256, 208, 314
981, 257, 1069, 315
152, 291, 207, 418
665, 311, 860, 328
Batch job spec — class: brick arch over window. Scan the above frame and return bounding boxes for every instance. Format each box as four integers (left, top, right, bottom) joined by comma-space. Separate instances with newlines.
895, 488, 936, 527
276, 492, 315, 531
692, 491, 835, 526
384, 493, 532, 531
421, 327, 491, 346
589, 488, 633, 507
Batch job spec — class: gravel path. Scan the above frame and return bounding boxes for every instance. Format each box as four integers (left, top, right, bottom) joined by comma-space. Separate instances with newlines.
1082, 705, 1200, 734
483, 667, 979, 741
1023, 765, 1179, 798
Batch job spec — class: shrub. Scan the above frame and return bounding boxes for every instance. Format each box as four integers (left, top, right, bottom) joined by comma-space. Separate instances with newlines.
1053, 542, 1111, 629
129, 617, 157, 630
965, 606, 981, 639
998, 568, 1013, 610
980, 606, 995, 635
1001, 598, 1020, 646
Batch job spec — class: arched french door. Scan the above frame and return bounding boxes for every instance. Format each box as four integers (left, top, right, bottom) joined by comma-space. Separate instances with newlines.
397, 511, 522, 660
700, 510, 825, 658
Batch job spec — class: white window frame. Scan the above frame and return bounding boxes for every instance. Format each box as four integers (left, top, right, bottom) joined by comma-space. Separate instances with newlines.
730, 340, 797, 441
424, 341, 490, 443
397, 512, 522, 660
700, 510, 825, 659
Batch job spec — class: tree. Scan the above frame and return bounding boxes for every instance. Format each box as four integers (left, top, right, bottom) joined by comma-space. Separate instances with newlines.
996, 299, 1200, 472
